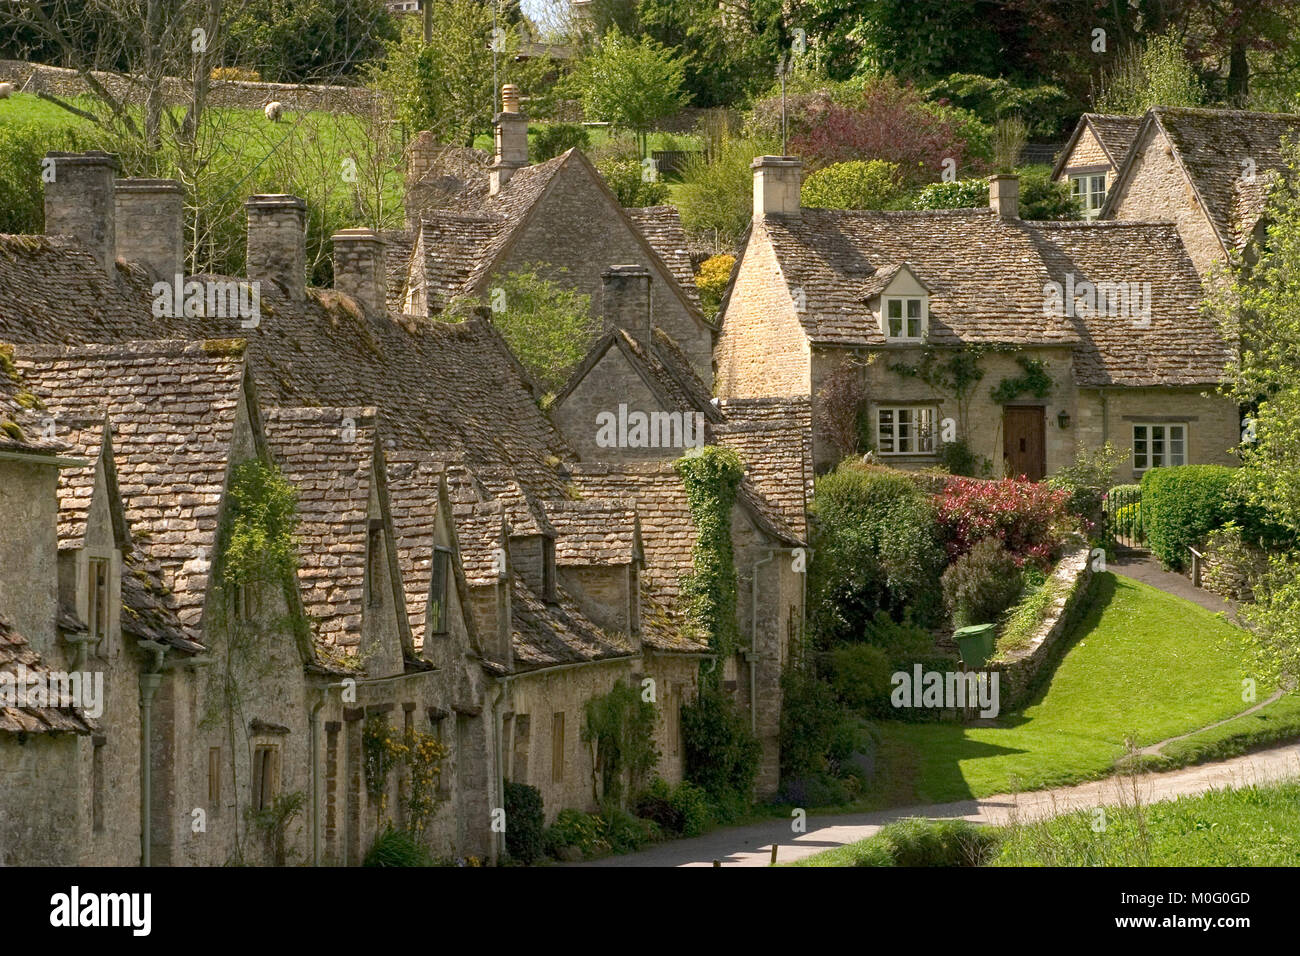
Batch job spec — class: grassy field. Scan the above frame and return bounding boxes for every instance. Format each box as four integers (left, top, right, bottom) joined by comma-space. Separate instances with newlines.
862, 573, 1278, 807
788, 781, 1300, 866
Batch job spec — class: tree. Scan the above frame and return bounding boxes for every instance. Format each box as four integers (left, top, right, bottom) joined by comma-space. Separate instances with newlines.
675, 131, 774, 251
458, 267, 598, 392
800, 160, 905, 209
636, 0, 775, 108
912, 167, 1078, 221
1206, 137, 1300, 679
1096, 30, 1205, 114
222, 0, 397, 84
574, 28, 690, 156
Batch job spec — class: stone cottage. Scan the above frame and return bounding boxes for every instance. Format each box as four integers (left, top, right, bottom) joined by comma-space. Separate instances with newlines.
1060, 106, 1300, 276
1051, 113, 1143, 218
715, 156, 1239, 482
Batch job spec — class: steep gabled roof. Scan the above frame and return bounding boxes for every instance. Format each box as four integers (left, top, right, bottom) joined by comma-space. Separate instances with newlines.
564, 461, 800, 645
0, 612, 96, 735
264, 405, 386, 655
1052, 113, 1143, 178
15, 340, 253, 629
1102, 107, 1300, 255
554, 326, 722, 422
716, 397, 813, 537
754, 208, 1225, 386
510, 577, 635, 670
412, 149, 706, 323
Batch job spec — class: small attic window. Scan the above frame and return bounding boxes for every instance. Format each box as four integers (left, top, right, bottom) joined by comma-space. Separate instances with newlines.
883, 296, 926, 341
428, 547, 451, 635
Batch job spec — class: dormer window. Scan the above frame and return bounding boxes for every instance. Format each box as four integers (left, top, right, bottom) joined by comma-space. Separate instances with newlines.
884, 296, 926, 341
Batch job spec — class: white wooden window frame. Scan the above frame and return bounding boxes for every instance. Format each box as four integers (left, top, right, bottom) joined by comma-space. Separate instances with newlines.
1070, 173, 1107, 218
876, 406, 937, 455
1133, 423, 1187, 471
881, 295, 927, 341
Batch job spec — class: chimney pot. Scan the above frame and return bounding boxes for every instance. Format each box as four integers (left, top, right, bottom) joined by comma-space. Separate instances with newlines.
244, 194, 307, 300
752, 155, 802, 219
332, 228, 388, 317
114, 178, 184, 282
602, 264, 651, 344
490, 85, 529, 196
989, 173, 1019, 219
44, 151, 120, 275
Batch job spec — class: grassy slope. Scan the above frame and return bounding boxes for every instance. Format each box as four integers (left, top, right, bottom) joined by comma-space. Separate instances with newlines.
789, 781, 1300, 866
866, 573, 1266, 805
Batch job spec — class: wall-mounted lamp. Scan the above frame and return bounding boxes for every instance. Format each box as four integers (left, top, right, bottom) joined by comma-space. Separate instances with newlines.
1057, 410, 1072, 429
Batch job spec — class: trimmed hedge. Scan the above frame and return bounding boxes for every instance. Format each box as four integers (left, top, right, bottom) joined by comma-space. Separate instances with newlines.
1140, 466, 1234, 570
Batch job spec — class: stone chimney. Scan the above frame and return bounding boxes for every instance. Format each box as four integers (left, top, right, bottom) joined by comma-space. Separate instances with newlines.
114, 178, 184, 282
490, 83, 529, 196
602, 265, 651, 345
244, 194, 307, 300
332, 228, 387, 316
752, 155, 802, 219
44, 151, 119, 275
990, 173, 1019, 219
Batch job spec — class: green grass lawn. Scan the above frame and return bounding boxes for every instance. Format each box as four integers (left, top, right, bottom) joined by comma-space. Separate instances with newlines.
864, 572, 1272, 806
788, 781, 1300, 866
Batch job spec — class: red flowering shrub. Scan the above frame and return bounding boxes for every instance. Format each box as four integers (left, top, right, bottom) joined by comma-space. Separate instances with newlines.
934, 477, 1071, 566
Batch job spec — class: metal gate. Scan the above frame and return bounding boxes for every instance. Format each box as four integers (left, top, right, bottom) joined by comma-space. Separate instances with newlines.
1104, 485, 1145, 548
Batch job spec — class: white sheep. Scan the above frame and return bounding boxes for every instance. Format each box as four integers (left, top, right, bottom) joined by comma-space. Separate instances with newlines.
264, 100, 283, 122
0, 83, 13, 100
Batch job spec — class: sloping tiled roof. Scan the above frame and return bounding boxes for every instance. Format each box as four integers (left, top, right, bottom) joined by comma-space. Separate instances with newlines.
547, 500, 641, 566
385, 452, 448, 650
0, 343, 62, 455
120, 550, 201, 653
1030, 221, 1229, 386
15, 340, 248, 629
510, 578, 635, 670
758, 208, 1225, 386
625, 206, 701, 308
761, 208, 1082, 347
0, 244, 574, 499
0, 612, 96, 734
264, 406, 377, 652
716, 397, 813, 537
1145, 107, 1300, 254
1085, 114, 1142, 166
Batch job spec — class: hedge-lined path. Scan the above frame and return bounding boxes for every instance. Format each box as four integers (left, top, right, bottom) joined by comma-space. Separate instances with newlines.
1110, 549, 1237, 617
574, 741, 1300, 867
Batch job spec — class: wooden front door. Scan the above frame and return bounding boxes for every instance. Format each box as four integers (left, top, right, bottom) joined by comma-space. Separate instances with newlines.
1003, 406, 1046, 480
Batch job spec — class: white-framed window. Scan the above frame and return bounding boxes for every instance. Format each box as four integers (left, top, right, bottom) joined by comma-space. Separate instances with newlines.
1133, 423, 1186, 471
876, 406, 936, 455
1070, 173, 1108, 218
882, 296, 926, 341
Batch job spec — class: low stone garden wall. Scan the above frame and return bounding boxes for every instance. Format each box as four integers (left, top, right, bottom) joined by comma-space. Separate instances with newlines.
988, 539, 1096, 711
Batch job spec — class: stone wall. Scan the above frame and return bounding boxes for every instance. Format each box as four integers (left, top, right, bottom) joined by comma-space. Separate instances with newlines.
1107, 122, 1226, 276
713, 224, 812, 400
989, 541, 1096, 710
0, 59, 379, 115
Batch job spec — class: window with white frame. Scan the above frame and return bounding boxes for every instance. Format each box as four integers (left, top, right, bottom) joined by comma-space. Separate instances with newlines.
1070, 173, 1108, 218
883, 296, 926, 340
1133, 423, 1186, 471
876, 406, 936, 455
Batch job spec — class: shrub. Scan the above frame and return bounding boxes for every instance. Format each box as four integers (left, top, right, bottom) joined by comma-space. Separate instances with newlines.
830, 643, 894, 713
545, 808, 611, 859
532, 122, 590, 162
0, 122, 94, 237
681, 688, 760, 805
913, 178, 988, 209
633, 778, 711, 838
877, 818, 1000, 867
860, 610, 934, 658
676, 133, 773, 248
596, 158, 670, 206
602, 806, 660, 853
695, 254, 734, 320
939, 438, 988, 478
780, 667, 845, 779
996, 572, 1061, 655
809, 464, 948, 640
503, 781, 545, 864
363, 825, 432, 867
935, 476, 1071, 566
1112, 501, 1142, 537
1047, 442, 1128, 536
942, 537, 1024, 628
1018, 165, 1081, 220
1140, 465, 1234, 570
800, 160, 905, 210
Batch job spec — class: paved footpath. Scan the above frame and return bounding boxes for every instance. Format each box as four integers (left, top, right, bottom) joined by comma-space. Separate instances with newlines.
576, 741, 1300, 867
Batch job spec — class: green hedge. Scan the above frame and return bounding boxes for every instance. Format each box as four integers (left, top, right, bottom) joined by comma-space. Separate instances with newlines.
1140, 466, 1234, 570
